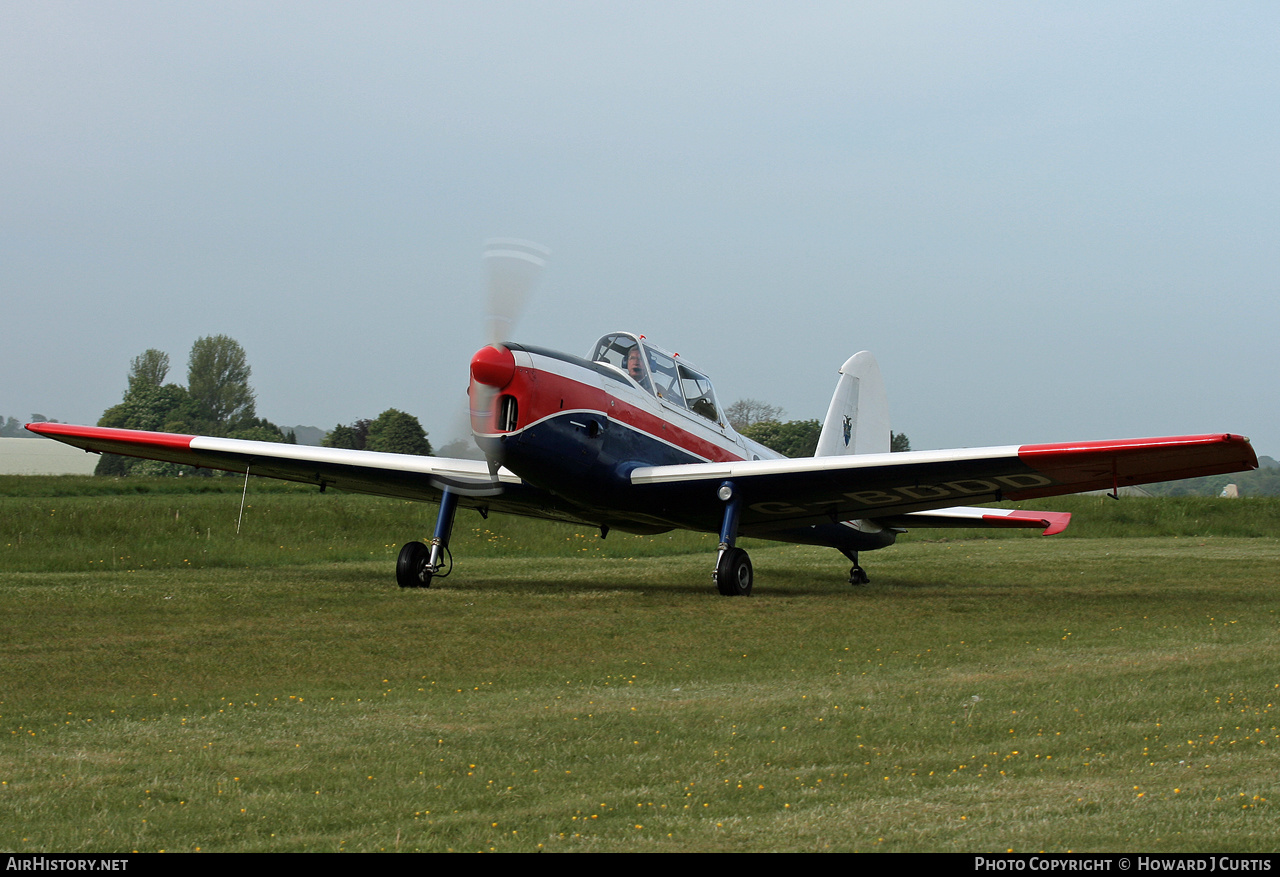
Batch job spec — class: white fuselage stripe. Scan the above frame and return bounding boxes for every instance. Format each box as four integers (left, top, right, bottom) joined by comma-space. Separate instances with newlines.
630, 445, 1024, 484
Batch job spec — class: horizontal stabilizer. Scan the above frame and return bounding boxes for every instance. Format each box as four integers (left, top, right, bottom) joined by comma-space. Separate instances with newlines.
879, 506, 1072, 535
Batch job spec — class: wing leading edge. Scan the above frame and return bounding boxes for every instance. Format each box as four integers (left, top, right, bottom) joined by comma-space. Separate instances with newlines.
630, 433, 1257, 533
23, 422, 537, 507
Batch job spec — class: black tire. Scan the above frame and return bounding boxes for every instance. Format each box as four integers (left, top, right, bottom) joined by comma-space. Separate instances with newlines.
715, 547, 753, 597
396, 541, 432, 589
849, 565, 870, 586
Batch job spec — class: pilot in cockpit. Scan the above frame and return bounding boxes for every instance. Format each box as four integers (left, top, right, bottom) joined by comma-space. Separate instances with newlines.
626, 346, 652, 392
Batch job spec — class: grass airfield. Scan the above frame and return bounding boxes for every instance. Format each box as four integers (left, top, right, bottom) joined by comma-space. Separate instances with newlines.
2, 479, 1278, 852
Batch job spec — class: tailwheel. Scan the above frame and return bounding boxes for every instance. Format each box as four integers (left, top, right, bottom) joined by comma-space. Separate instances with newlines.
396, 541, 433, 589
715, 547, 753, 597
848, 564, 870, 586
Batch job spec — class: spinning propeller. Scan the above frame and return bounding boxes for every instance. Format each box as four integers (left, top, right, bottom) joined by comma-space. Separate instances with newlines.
483, 238, 549, 347
466, 239, 549, 486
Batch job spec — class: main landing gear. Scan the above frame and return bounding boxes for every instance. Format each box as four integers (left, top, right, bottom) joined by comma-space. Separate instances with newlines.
396, 540, 434, 588
715, 546, 753, 596
712, 480, 752, 596
396, 488, 459, 589
398, 483, 871, 594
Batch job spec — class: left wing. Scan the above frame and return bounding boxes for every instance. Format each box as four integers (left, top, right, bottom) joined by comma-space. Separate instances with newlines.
22, 423, 589, 524
630, 433, 1257, 533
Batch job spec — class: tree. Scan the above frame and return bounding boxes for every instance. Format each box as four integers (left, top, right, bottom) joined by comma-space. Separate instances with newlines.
98, 382, 195, 433
740, 419, 822, 458
127, 349, 170, 393
437, 438, 485, 460
365, 409, 432, 456
742, 421, 910, 458
323, 418, 375, 450
226, 416, 290, 443
350, 418, 372, 449
93, 380, 201, 477
94, 341, 285, 476
0, 415, 55, 436
323, 423, 361, 450
187, 335, 255, 427
725, 398, 783, 431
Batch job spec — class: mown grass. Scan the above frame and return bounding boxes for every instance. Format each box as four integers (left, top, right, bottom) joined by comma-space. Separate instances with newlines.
2, 480, 1278, 851
1, 478, 726, 574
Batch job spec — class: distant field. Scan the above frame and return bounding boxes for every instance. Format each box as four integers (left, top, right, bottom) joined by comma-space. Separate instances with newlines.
2, 477, 1278, 851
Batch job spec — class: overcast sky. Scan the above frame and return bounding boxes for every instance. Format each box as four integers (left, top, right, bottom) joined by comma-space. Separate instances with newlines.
5, 2, 1277, 456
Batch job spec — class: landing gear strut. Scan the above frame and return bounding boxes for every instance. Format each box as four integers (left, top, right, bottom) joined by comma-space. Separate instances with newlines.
397, 488, 459, 589
843, 550, 870, 586
713, 480, 752, 596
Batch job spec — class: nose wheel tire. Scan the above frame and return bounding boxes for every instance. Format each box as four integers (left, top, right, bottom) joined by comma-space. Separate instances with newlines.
397, 541, 433, 589
715, 547, 753, 597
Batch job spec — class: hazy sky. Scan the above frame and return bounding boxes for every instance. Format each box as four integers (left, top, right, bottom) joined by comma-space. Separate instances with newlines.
6, 2, 1277, 456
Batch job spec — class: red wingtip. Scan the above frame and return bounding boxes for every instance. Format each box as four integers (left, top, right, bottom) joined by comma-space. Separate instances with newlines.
1015, 433, 1258, 498
24, 422, 195, 449
982, 510, 1072, 535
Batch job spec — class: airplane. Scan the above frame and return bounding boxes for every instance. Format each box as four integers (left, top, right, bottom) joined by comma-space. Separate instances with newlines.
26, 328, 1257, 595
23, 244, 1259, 595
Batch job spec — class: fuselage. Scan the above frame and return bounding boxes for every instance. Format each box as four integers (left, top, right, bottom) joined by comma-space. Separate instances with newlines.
469, 332, 896, 553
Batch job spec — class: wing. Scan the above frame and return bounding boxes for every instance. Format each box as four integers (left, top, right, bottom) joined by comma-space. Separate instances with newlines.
630, 433, 1257, 533
23, 423, 579, 522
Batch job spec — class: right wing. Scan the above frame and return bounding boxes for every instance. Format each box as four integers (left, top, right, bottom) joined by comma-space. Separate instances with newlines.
630, 433, 1257, 534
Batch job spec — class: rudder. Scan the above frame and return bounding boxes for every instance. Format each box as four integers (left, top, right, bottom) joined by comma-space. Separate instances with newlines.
814, 351, 890, 457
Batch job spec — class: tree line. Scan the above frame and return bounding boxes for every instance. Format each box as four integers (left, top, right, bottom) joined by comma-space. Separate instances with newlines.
725, 397, 910, 458
93, 336, 432, 475
2, 414, 58, 437
94, 336, 292, 475
322, 411, 432, 456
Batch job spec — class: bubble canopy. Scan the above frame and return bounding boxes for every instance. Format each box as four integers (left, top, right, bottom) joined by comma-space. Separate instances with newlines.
589, 332, 724, 426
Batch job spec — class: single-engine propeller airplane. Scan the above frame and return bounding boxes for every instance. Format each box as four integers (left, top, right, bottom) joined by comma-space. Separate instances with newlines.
26, 244, 1259, 595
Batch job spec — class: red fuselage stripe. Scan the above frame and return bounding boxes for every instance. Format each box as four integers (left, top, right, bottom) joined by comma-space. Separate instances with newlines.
498, 362, 747, 464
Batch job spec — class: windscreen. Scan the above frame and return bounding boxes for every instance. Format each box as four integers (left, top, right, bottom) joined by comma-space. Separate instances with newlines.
590, 333, 652, 393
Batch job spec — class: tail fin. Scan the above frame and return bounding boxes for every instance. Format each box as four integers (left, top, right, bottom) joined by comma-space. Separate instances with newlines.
814, 351, 890, 457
